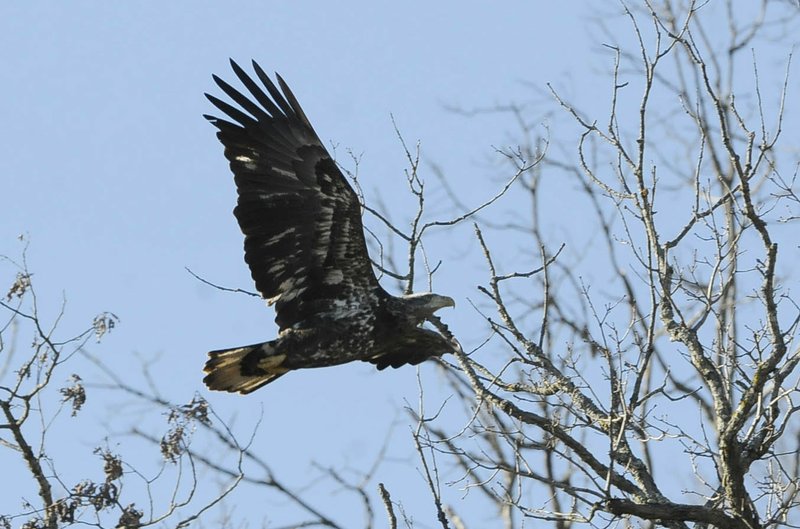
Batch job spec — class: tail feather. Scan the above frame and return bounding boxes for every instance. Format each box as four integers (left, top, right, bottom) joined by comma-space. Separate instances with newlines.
203, 342, 289, 394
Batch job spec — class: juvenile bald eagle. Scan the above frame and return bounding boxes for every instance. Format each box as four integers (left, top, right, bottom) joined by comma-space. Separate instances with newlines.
202, 60, 454, 394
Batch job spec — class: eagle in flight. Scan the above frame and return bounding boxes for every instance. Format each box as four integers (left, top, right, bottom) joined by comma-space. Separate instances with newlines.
202, 60, 455, 394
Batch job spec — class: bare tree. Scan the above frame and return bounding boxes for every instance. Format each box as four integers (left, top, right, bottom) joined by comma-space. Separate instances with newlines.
0, 242, 387, 528
0, 241, 244, 529
412, 1, 800, 528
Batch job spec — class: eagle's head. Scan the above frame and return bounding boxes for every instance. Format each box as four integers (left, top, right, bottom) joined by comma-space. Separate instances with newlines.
400, 292, 455, 321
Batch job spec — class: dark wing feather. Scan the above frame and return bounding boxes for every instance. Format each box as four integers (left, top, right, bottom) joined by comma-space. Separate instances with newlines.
367, 328, 453, 370
206, 60, 381, 330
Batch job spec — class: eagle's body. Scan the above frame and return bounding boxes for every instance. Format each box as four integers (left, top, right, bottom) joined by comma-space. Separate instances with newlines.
203, 60, 454, 394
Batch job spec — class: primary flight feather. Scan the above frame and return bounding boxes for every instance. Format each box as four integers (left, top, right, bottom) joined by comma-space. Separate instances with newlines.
203, 60, 454, 394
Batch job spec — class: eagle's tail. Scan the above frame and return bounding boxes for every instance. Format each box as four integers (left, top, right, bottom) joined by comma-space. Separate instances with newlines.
203, 342, 289, 394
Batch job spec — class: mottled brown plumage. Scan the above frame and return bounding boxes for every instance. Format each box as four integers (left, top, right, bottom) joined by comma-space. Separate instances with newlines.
203, 60, 453, 394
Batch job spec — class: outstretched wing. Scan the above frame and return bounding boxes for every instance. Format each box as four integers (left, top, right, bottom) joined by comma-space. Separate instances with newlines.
205, 60, 380, 330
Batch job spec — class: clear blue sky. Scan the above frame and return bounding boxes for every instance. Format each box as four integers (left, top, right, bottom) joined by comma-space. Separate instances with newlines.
2, 2, 795, 527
